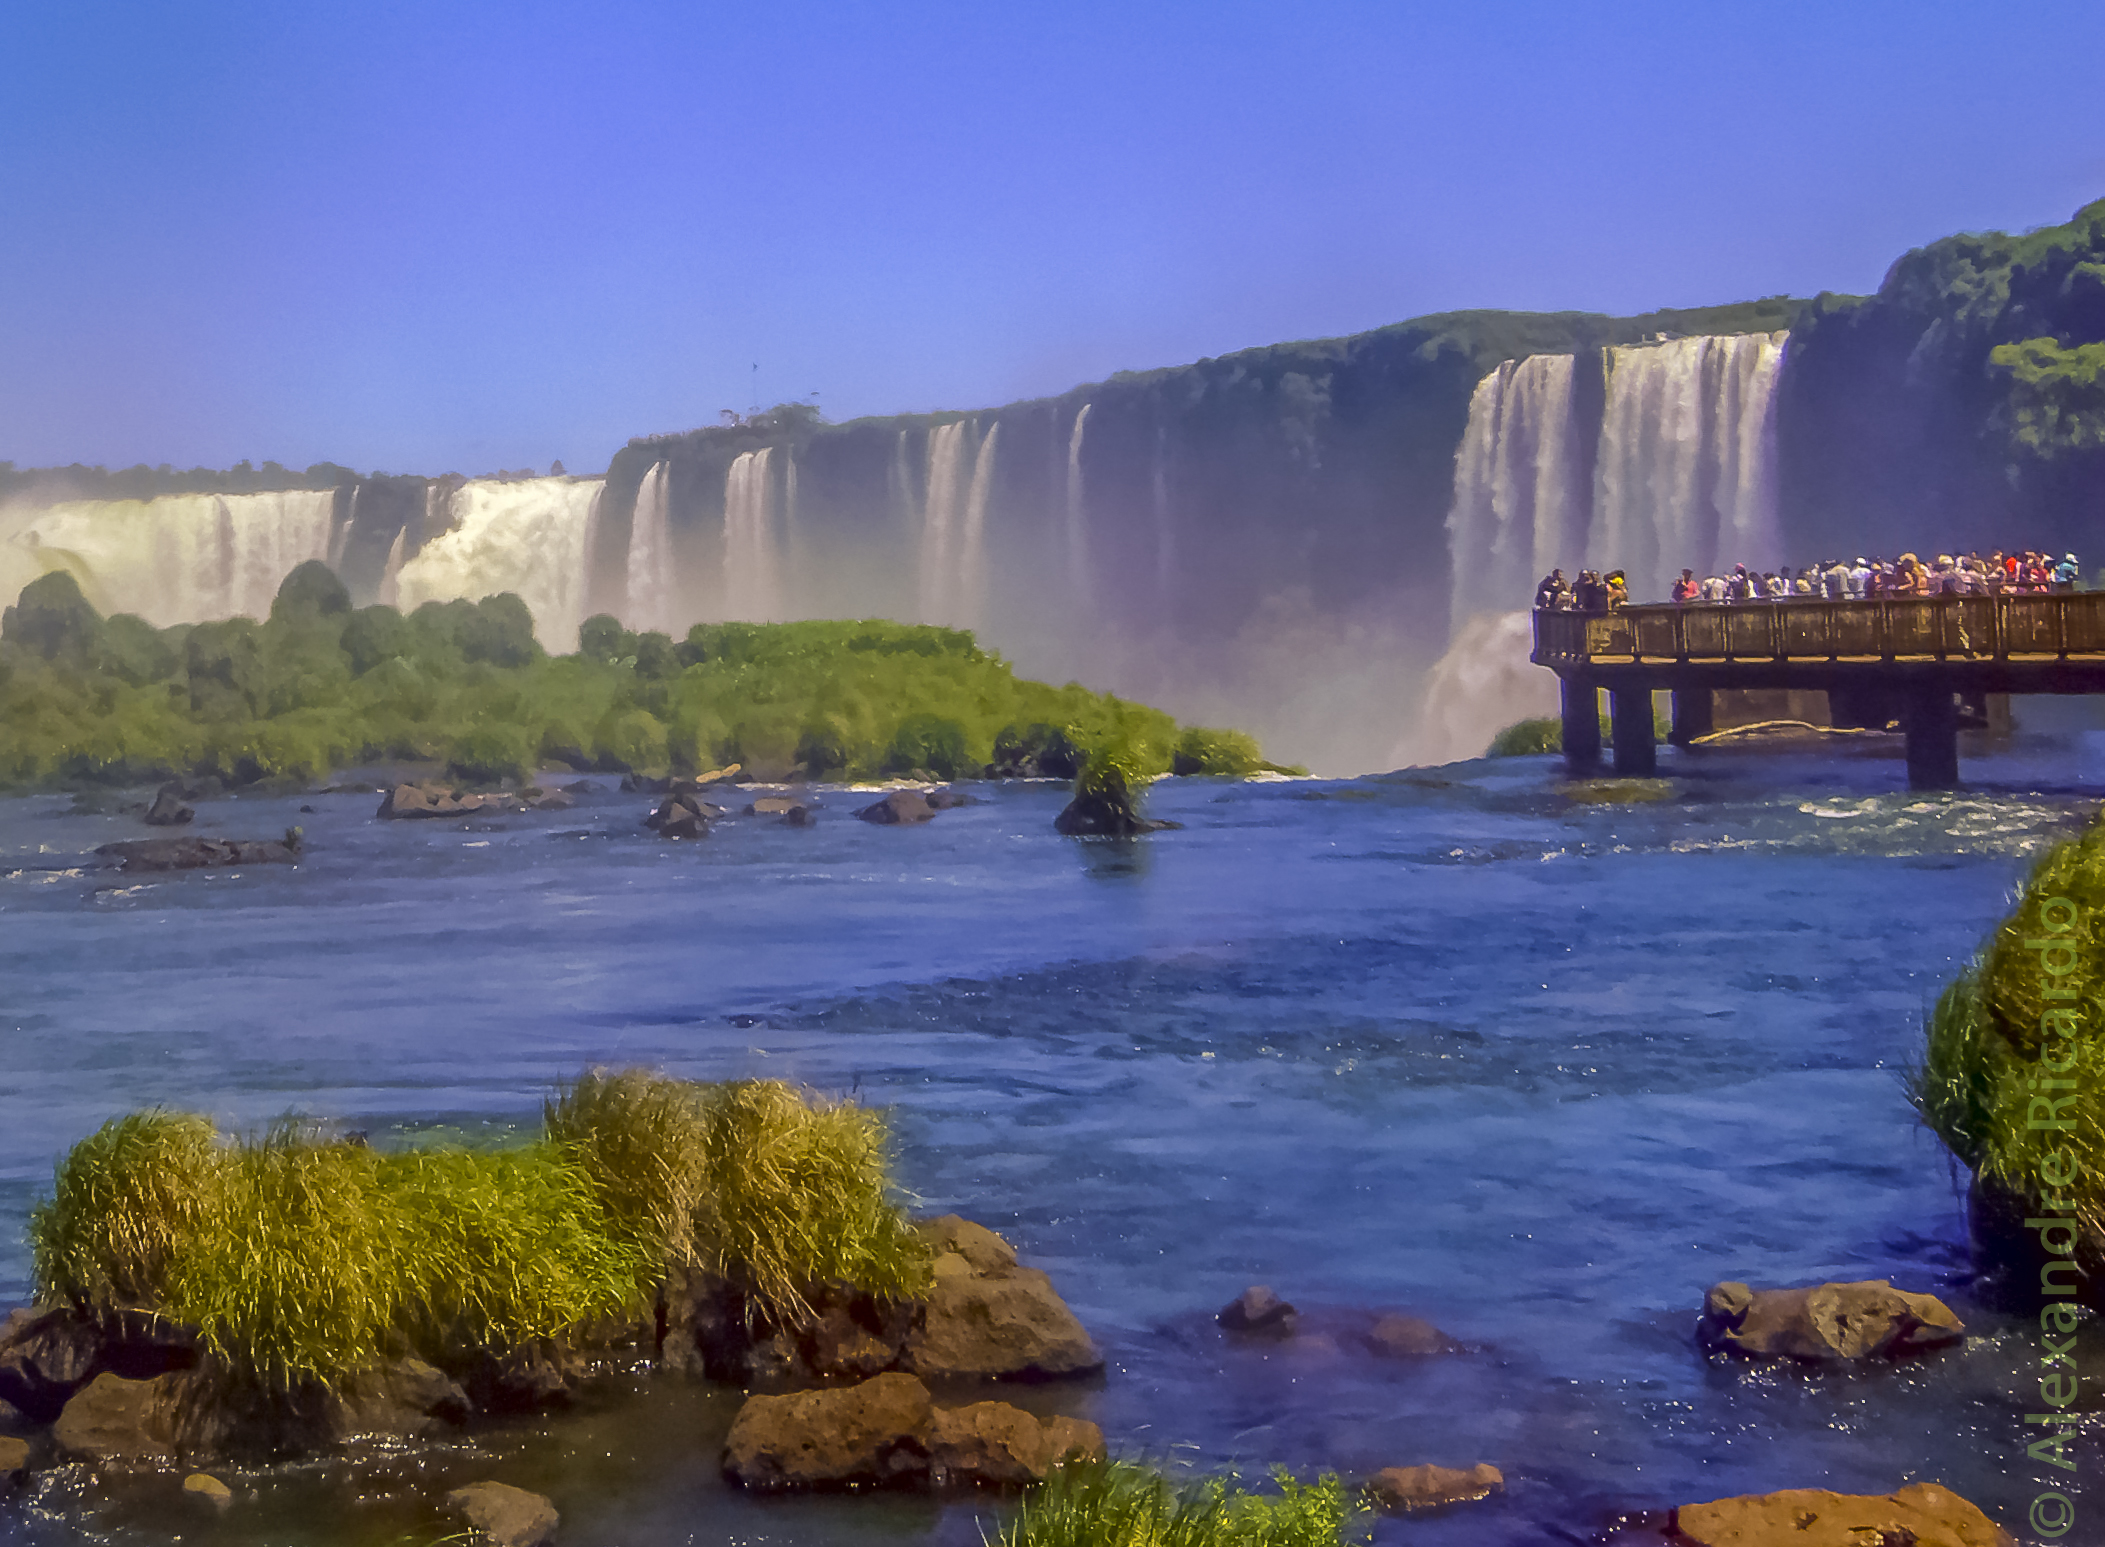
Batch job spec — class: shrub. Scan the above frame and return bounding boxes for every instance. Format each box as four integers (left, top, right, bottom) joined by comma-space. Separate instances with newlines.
1172, 727, 1262, 777
31, 1111, 224, 1310
884, 713, 971, 778
1487, 717, 1561, 756
445, 722, 536, 786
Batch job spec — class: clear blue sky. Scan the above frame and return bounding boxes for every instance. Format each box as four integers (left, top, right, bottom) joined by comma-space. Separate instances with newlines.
3, 1, 2099, 477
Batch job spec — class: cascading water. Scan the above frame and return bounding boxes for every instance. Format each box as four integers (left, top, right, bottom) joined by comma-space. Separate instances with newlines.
918, 421, 971, 625
329, 485, 359, 569
377, 527, 407, 608
1445, 354, 1582, 631
395, 476, 604, 650
1593, 331, 1787, 604
957, 423, 998, 630
723, 448, 783, 622
623, 463, 676, 636
1066, 405, 1091, 602
1, 490, 337, 626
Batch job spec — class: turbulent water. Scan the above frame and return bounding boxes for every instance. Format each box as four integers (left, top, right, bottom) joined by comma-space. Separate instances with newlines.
0, 492, 336, 627
395, 478, 603, 651
3, 735, 2102, 1546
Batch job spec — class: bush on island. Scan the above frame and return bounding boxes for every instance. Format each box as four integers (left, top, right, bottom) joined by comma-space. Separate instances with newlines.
1486, 717, 1561, 756
1913, 812, 2105, 1303
994, 1459, 1369, 1547
1171, 727, 1263, 777
31, 1074, 928, 1389
0, 568, 1276, 790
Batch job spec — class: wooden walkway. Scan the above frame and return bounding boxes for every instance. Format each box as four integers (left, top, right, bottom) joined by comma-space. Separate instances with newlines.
1530, 594, 2105, 788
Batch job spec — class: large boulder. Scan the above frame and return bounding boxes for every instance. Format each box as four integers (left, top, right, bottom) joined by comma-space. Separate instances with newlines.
1671, 1482, 2012, 1547
858, 790, 936, 825
446, 1481, 560, 1547
1219, 1286, 1297, 1335
337, 1358, 470, 1437
53, 1372, 181, 1461
644, 791, 716, 839
722, 1371, 935, 1490
929, 1401, 1103, 1486
0, 1307, 197, 1422
95, 834, 301, 872
144, 784, 195, 826
1053, 794, 1178, 836
907, 1218, 1103, 1381
1697, 1280, 1964, 1361
0, 1435, 30, 1484
1367, 1463, 1503, 1513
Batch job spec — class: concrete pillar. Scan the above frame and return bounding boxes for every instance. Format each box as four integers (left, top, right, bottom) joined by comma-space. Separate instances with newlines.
1669, 687, 1714, 746
1561, 676, 1601, 772
1610, 687, 1657, 776
1903, 683, 1960, 790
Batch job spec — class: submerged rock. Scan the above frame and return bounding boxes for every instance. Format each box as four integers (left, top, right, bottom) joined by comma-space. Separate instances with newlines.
723, 1371, 934, 1490
446, 1480, 560, 1547
1367, 1462, 1503, 1512
1697, 1280, 1963, 1361
0, 1435, 30, 1484
182, 1472, 232, 1512
1218, 1286, 1297, 1335
144, 784, 195, 826
95, 833, 301, 872
0, 1306, 197, 1423
1053, 793, 1179, 836
1671, 1482, 2011, 1547
858, 790, 936, 825
1366, 1313, 1459, 1357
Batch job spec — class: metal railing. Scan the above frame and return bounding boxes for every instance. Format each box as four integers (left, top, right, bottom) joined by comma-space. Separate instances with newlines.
1532, 592, 2105, 665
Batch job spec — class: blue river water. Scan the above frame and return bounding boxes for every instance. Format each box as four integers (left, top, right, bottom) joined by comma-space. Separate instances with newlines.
3, 730, 2103, 1545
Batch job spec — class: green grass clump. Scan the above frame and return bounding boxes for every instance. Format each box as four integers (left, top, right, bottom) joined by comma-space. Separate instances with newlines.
990, 1460, 1368, 1547
1913, 813, 2105, 1238
32, 1073, 926, 1386
1486, 717, 1560, 756
1172, 728, 1262, 778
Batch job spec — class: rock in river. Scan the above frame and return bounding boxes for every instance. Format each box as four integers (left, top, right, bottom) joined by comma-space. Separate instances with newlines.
929, 1401, 1103, 1486
96, 833, 301, 872
857, 790, 936, 825
1671, 1482, 2012, 1546
1367, 1462, 1503, 1512
907, 1216, 1104, 1380
1696, 1280, 1964, 1361
446, 1480, 560, 1547
723, 1370, 934, 1490
144, 783, 195, 826
1218, 1286, 1297, 1335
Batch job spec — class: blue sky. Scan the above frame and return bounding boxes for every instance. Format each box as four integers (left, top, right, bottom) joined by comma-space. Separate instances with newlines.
3, 1, 2099, 476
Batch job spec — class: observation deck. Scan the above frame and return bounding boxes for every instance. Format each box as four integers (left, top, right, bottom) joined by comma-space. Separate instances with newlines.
1531, 593, 2105, 789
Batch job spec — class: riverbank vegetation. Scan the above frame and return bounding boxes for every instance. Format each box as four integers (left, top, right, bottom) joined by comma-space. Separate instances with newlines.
0, 565, 1288, 789
993, 1460, 1367, 1547
1912, 814, 2105, 1238
30, 1074, 926, 1387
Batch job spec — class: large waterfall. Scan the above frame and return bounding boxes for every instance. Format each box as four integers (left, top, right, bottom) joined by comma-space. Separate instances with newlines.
1422, 330, 1790, 763
625, 462, 676, 635
1445, 354, 1584, 631
0, 490, 336, 626
917, 421, 974, 627
396, 477, 603, 650
1066, 404, 1091, 602
723, 448, 783, 621
1593, 331, 1787, 604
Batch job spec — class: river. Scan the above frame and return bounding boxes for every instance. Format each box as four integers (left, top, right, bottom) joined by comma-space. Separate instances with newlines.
3, 732, 2100, 1545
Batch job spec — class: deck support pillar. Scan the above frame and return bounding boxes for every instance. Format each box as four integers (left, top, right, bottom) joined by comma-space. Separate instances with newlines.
1610, 688, 1657, 777
1561, 676, 1601, 773
1669, 687, 1713, 747
1903, 683, 1960, 790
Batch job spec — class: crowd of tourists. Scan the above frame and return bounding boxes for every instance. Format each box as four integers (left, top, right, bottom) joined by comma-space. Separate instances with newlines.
1534, 551, 2082, 612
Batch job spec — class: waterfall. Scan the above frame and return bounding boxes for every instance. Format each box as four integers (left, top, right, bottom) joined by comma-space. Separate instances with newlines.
377, 526, 406, 608
625, 462, 676, 635
329, 485, 358, 569
1066, 404, 1091, 602
395, 476, 603, 649
4, 490, 337, 626
1593, 331, 1787, 604
956, 423, 998, 630
1445, 354, 1582, 631
723, 448, 783, 621
918, 421, 971, 625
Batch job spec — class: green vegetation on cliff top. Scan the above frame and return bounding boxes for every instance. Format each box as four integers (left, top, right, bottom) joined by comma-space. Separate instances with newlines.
0, 563, 1283, 789
32, 1074, 929, 1386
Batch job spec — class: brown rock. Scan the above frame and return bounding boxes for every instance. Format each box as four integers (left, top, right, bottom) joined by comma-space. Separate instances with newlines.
1367, 1313, 1459, 1357
1697, 1280, 1964, 1361
722, 1371, 935, 1490
918, 1215, 1019, 1277
1, 1309, 198, 1424
858, 790, 936, 825
1671, 1482, 2013, 1547
925, 788, 981, 810
746, 796, 808, 816
145, 784, 195, 826
522, 786, 576, 811
182, 1472, 233, 1511
95, 835, 300, 872
446, 1480, 560, 1547
930, 1401, 1104, 1487
378, 783, 436, 818
909, 1267, 1103, 1381
53, 1371, 179, 1461
337, 1357, 470, 1436
1368, 1463, 1503, 1512
0, 1435, 29, 1483
1219, 1286, 1296, 1335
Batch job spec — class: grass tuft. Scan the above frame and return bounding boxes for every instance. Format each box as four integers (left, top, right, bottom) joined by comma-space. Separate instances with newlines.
31, 1109, 224, 1310
989, 1460, 1368, 1547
